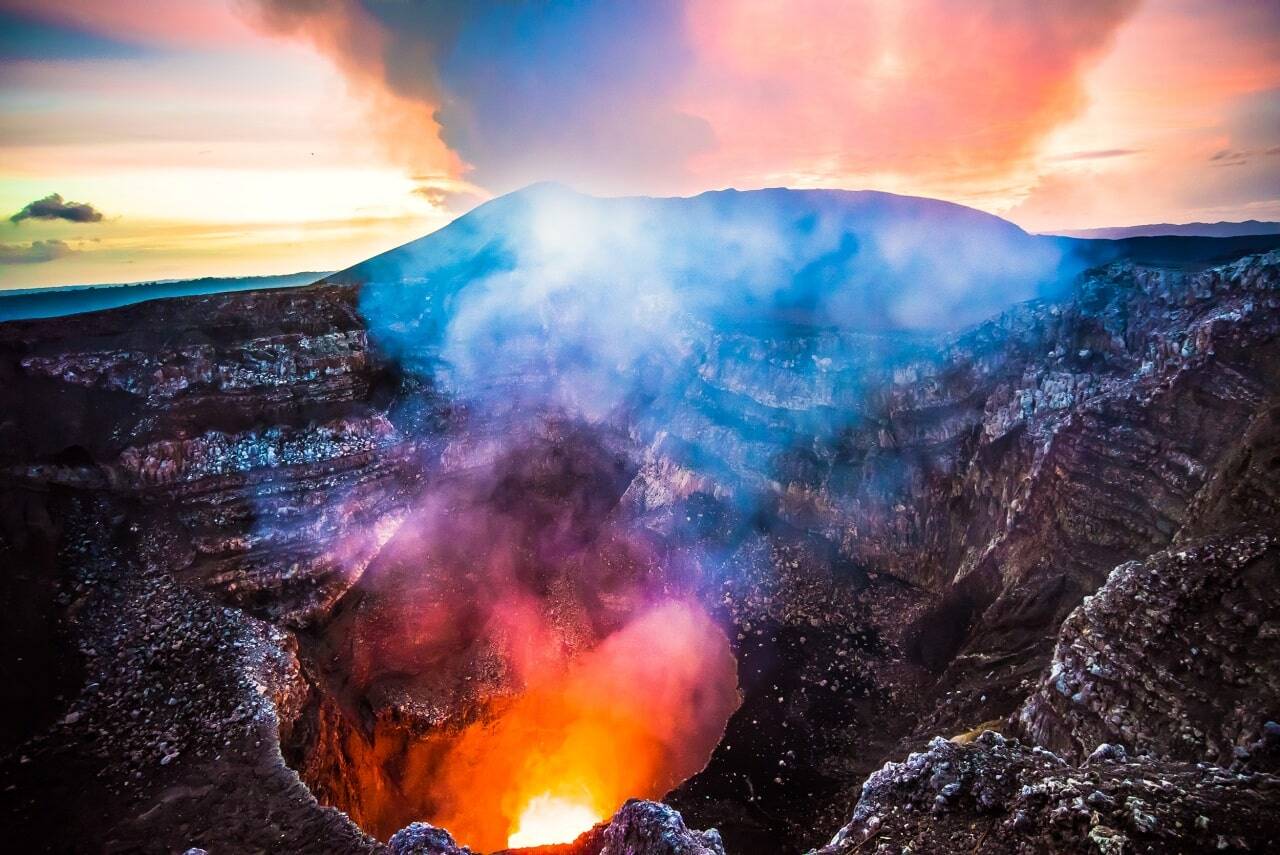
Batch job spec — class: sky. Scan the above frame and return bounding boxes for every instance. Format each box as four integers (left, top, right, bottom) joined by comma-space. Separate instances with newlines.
1, 0, 1277, 289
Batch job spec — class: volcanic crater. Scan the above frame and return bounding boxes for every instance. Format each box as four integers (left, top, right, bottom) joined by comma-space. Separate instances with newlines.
3, 187, 1280, 854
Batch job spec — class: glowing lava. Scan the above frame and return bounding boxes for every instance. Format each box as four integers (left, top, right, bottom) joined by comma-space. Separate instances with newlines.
507, 793, 603, 847
425, 600, 740, 850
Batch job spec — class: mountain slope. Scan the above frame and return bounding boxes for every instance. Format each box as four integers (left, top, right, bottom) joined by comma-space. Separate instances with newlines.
1056, 219, 1280, 239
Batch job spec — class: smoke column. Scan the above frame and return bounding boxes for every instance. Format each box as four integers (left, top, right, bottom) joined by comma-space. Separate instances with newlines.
311, 184, 1079, 847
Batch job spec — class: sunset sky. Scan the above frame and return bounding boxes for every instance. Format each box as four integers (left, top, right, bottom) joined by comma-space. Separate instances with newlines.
1, 0, 1277, 288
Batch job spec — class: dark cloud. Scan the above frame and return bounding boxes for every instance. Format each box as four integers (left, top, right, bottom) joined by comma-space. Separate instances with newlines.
248, 0, 710, 194
1049, 148, 1142, 162
1210, 146, 1280, 167
10, 193, 104, 224
0, 239, 75, 264
411, 179, 487, 213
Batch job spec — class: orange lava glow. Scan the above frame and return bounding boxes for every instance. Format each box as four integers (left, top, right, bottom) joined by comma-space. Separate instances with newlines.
427, 600, 740, 851
507, 794, 603, 848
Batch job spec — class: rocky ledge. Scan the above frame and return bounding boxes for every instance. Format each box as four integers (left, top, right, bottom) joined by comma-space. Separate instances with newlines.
816, 733, 1279, 854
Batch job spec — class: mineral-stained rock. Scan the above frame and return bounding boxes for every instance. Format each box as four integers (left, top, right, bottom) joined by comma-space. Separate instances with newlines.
571, 801, 726, 855
814, 732, 1280, 854
1014, 528, 1280, 766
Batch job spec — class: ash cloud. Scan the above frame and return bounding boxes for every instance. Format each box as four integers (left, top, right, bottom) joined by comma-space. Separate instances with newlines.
10, 193, 104, 224
310, 421, 739, 848
258, 182, 1095, 850
0, 239, 75, 264
343, 184, 1083, 555
247, 0, 704, 193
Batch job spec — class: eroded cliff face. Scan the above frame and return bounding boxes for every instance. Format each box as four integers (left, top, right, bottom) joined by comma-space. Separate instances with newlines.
816, 733, 1280, 855
0, 284, 419, 852
815, 422, 1280, 854
1014, 529, 1279, 768
1, 248, 1278, 854
649, 253, 1280, 849
0, 285, 424, 626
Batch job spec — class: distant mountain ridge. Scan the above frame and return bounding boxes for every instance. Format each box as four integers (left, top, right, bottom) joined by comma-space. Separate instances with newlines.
0, 271, 329, 322
8, 187, 1280, 324
1052, 220, 1280, 239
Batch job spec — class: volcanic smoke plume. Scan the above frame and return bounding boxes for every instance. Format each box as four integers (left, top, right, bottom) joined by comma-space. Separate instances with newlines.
282, 184, 1083, 850
292, 424, 740, 851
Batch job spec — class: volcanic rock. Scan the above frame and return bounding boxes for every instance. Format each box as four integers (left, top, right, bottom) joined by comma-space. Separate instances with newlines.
814, 732, 1280, 854
1014, 528, 1280, 767
389, 822, 473, 855
574, 800, 726, 855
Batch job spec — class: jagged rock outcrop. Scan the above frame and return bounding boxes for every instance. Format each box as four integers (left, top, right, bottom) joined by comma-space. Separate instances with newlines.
1014, 529, 1280, 767
815, 732, 1280, 854
573, 801, 726, 855
389, 822, 473, 855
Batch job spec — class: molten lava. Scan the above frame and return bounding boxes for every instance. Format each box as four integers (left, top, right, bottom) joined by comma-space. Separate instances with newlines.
508, 794, 603, 847
427, 599, 740, 850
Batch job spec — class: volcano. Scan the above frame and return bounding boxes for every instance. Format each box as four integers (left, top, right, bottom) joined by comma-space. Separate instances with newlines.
2, 187, 1280, 854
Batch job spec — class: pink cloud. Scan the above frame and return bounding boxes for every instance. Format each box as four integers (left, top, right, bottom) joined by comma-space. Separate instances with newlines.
2, 0, 258, 47
681, 0, 1140, 187
1004, 1, 1280, 231
238, 0, 1140, 198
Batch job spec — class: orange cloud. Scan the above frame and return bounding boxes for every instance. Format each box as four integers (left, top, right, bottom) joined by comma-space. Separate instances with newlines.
1002, 1, 1280, 232
243, 1, 469, 186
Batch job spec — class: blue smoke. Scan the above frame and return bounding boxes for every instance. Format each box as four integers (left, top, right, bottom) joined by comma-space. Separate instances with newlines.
353, 184, 1073, 429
